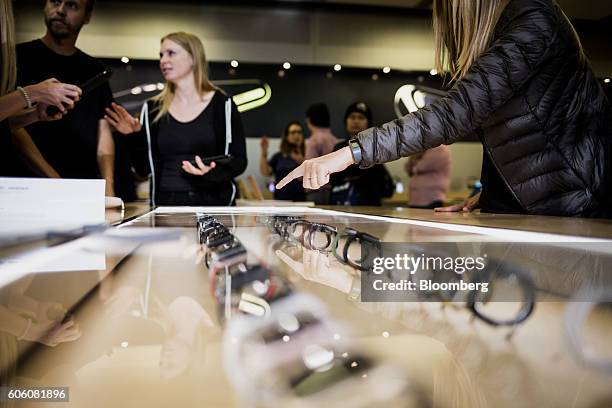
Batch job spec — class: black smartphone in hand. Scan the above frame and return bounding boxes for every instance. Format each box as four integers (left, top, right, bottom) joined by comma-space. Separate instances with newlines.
189, 154, 233, 167
46, 69, 113, 116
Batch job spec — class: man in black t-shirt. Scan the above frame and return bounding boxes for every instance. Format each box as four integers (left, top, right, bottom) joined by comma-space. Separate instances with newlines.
14, 0, 117, 196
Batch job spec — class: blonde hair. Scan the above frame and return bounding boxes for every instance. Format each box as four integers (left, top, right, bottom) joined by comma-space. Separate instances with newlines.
0, 0, 17, 96
152, 32, 216, 123
433, 0, 510, 81
433, 0, 584, 81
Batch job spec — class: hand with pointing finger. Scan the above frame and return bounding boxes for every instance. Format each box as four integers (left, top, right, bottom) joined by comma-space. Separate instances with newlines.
276, 146, 355, 190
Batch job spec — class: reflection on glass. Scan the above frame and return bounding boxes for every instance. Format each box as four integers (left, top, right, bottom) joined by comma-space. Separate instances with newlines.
160, 296, 215, 379
332, 228, 381, 271
564, 286, 612, 375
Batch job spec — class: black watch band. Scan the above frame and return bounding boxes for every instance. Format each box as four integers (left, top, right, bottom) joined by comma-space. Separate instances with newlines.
348, 138, 362, 165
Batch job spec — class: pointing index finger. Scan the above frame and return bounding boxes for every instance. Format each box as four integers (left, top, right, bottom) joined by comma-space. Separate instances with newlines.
276, 165, 304, 189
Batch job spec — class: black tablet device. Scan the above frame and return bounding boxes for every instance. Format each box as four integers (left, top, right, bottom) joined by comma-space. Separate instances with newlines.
189, 154, 233, 167
46, 69, 113, 116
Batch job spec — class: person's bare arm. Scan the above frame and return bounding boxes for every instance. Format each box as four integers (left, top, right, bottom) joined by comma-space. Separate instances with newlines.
8, 109, 39, 130
259, 136, 273, 176
0, 91, 30, 123
260, 156, 273, 177
0, 79, 80, 123
97, 119, 115, 196
11, 128, 60, 178
8, 103, 64, 130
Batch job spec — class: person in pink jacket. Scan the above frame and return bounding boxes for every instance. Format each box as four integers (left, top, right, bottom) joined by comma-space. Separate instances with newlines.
304, 103, 339, 160
405, 145, 452, 208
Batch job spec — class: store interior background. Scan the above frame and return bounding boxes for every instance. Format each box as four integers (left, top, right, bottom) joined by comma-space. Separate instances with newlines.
13, 0, 612, 199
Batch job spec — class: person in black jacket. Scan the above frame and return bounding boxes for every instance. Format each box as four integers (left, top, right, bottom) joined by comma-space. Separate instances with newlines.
104, 32, 247, 206
277, 0, 611, 218
329, 102, 394, 206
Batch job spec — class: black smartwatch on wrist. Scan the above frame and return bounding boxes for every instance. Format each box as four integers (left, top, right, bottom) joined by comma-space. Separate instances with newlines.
348, 138, 363, 165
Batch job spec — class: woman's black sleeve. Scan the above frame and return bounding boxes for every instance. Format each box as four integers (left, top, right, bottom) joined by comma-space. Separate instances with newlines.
124, 127, 151, 178
200, 101, 248, 183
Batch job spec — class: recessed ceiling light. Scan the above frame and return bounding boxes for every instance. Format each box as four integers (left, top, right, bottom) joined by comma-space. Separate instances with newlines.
121, 57, 130, 64
429, 69, 438, 75
382, 66, 391, 74
283, 62, 291, 70
230, 60, 239, 68
333, 64, 342, 72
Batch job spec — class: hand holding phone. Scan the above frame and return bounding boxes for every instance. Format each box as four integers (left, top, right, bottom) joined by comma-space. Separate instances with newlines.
183, 155, 232, 176
46, 69, 113, 116
189, 154, 233, 167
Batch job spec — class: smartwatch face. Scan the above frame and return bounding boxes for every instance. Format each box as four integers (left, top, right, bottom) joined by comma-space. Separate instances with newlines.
291, 355, 372, 397
239, 314, 344, 383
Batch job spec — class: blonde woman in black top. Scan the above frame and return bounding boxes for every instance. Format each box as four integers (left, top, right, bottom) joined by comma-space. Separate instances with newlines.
105, 32, 247, 206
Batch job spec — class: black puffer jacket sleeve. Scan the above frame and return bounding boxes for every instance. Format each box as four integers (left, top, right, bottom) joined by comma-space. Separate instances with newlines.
356, 2, 559, 167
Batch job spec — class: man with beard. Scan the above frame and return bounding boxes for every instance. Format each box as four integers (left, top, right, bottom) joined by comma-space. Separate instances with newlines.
14, 0, 117, 196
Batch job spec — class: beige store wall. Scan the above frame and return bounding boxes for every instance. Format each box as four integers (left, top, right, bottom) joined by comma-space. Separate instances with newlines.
13, 2, 486, 199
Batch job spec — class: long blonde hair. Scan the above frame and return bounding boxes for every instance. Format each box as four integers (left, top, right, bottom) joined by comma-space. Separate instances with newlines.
152, 32, 217, 123
0, 0, 17, 96
433, 0, 510, 81
433, 0, 585, 81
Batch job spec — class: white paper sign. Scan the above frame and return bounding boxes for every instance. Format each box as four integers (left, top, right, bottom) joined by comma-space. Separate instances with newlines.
0, 177, 105, 237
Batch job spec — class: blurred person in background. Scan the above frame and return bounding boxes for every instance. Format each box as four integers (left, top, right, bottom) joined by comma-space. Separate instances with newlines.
303, 103, 339, 204
330, 102, 394, 206
406, 145, 452, 209
104, 32, 247, 206
304, 103, 339, 160
260, 121, 306, 201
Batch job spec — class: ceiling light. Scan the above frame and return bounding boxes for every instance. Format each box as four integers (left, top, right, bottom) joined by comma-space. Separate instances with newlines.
605, 78, 611, 83
382, 66, 391, 74
333, 64, 342, 72
283, 62, 291, 70
142, 84, 157, 92
429, 69, 438, 75
230, 60, 239, 68
121, 57, 130, 64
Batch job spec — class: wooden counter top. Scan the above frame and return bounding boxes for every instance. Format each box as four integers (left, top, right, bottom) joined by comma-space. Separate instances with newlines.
324, 206, 612, 239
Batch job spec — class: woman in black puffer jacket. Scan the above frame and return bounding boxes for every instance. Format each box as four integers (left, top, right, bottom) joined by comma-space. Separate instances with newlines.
277, 0, 612, 217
